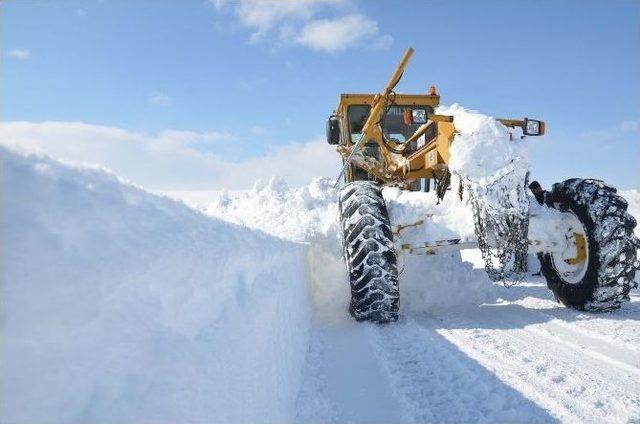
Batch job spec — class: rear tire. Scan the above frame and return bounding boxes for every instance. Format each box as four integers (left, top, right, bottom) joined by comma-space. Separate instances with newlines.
339, 181, 399, 323
539, 178, 639, 311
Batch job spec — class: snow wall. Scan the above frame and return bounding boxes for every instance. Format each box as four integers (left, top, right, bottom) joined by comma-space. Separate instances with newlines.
0, 146, 311, 424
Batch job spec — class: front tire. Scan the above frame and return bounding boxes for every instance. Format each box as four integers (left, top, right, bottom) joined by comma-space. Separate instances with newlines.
539, 178, 639, 311
339, 181, 399, 323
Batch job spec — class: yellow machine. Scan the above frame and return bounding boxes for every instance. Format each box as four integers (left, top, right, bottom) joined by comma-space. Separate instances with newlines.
329, 47, 638, 324
327, 47, 544, 190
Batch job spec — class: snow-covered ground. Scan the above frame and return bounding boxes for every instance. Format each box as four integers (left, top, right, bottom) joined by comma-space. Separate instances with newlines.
195, 178, 640, 423
2, 144, 639, 423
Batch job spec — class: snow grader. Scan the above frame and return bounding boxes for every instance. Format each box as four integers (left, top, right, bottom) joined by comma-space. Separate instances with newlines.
327, 47, 639, 323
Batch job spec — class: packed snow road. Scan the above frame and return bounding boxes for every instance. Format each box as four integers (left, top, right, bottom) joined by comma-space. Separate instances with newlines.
2, 146, 639, 423
295, 250, 640, 423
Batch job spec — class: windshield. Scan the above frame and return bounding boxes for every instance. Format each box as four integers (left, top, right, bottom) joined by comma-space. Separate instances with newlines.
348, 104, 434, 143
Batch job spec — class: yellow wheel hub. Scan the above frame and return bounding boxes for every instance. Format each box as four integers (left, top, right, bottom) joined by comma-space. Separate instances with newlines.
565, 232, 587, 265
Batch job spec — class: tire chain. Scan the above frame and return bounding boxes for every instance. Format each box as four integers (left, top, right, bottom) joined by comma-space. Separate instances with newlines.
467, 172, 530, 286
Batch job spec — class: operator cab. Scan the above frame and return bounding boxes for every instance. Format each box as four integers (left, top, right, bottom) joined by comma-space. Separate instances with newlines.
339, 103, 439, 186
348, 104, 435, 148
327, 92, 441, 187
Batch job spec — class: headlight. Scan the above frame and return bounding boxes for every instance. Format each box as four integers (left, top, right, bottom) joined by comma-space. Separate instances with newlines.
412, 108, 427, 124
523, 118, 544, 136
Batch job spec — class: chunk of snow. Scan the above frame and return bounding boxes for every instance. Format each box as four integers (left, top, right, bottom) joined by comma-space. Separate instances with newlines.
438, 104, 530, 183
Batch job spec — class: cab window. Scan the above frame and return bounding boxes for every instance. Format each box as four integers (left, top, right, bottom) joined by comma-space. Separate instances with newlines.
347, 104, 434, 143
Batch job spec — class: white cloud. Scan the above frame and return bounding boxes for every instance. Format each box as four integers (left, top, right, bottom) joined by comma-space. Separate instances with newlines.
250, 126, 268, 136
577, 119, 640, 142
214, 0, 342, 34
149, 92, 172, 107
212, 0, 391, 52
0, 121, 340, 190
372, 34, 393, 50
620, 119, 639, 133
212, 136, 340, 189
240, 0, 341, 36
296, 14, 379, 53
7, 49, 31, 60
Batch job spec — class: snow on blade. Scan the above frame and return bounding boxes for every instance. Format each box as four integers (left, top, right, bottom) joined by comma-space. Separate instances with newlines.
382, 187, 497, 311
0, 146, 311, 424
382, 185, 475, 243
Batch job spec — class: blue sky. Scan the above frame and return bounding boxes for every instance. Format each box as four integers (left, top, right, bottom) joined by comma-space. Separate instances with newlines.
2, 0, 639, 189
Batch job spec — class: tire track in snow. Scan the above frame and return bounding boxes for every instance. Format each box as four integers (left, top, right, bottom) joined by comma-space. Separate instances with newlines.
296, 322, 405, 424
496, 280, 640, 357
526, 304, 640, 360
453, 304, 640, 386
419, 308, 640, 423
297, 247, 404, 424
295, 326, 334, 424
513, 312, 640, 377
366, 319, 555, 423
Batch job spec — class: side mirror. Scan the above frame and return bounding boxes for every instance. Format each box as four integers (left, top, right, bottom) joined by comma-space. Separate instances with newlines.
326, 115, 341, 145
523, 118, 545, 136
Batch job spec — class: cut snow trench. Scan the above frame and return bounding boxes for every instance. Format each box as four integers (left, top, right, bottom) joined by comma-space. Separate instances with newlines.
2, 145, 496, 424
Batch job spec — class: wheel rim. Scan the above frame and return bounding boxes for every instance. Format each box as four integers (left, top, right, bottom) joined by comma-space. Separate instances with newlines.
550, 212, 589, 285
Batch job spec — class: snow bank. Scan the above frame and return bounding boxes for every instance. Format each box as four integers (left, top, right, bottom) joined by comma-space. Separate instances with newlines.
206, 177, 339, 245
621, 190, 640, 285
0, 146, 311, 424
622, 189, 640, 237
